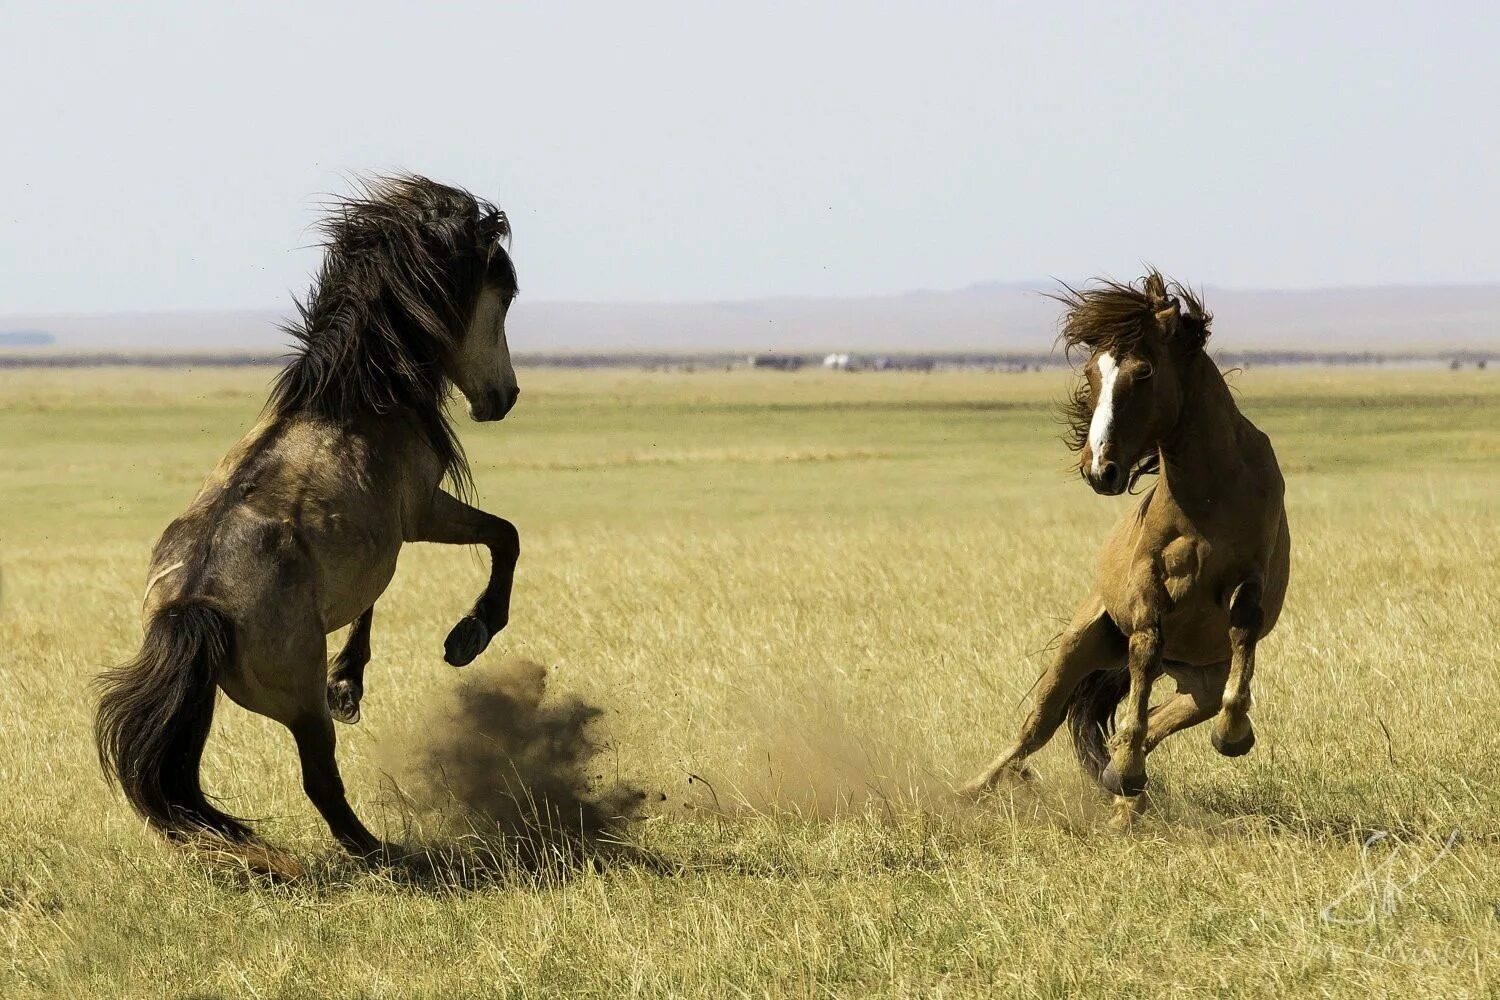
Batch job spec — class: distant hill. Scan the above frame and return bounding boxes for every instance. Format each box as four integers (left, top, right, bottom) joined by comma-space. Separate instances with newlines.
0, 330, 56, 347
3, 282, 1497, 355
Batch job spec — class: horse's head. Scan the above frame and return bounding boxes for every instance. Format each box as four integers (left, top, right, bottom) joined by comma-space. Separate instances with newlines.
399, 179, 521, 424
1058, 272, 1211, 495
451, 249, 521, 423
306, 175, 522, 424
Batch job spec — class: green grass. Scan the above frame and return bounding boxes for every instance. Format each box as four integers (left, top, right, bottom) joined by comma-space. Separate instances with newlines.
1, 365, 1497, 998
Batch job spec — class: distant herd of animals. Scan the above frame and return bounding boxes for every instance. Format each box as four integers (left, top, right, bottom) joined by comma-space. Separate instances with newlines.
93, 175, 1290, 869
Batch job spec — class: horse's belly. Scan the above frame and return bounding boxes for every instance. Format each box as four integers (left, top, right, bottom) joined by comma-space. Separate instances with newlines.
317, 547, 400, 631
298, 506, 404, 631
1161, 603, 1232, 665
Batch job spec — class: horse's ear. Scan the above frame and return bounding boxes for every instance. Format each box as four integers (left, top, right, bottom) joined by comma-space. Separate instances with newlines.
1143, 272, 1169, 305
1153, 300, 1181, 340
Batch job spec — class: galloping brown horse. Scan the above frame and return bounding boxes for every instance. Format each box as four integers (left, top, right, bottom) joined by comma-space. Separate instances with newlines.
95, 176, 522, 864
965, 271, 1290, 821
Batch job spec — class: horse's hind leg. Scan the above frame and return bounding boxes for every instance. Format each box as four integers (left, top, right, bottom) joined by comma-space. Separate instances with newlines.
327, 607, 373, 725
1143, 661, 1229, 754
410, 490, 520, 667
289, 713, 383, 858
963, 604, 1125, 796
1211, 579, 1263, 757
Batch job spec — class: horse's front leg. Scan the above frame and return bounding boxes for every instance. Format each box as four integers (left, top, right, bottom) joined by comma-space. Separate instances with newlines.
411, 489, 520, 667
1211, 579, 1262, 757
1101, 623, 1161, 799
327, 607, 374, 724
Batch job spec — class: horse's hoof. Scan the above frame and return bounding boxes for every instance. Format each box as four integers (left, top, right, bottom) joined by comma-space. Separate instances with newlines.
366, 841, 409, 866
356, 842, 436, 878
1100, 763, 1148, 797
1211, 725, 1256, 758
443, 616, 491, 667
959, 778, 993, 800
959, 762, 1036, 800
327, 678, 362, 725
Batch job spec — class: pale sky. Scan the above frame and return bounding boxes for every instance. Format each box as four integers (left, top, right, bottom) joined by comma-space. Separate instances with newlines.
3, 1, 1498, 314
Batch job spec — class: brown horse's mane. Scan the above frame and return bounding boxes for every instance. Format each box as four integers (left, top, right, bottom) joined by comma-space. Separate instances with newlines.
1052, 270, 1213, 484
269, 174, 517, 495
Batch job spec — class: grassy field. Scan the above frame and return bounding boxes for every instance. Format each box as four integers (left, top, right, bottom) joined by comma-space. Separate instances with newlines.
1, 364, 1497, 998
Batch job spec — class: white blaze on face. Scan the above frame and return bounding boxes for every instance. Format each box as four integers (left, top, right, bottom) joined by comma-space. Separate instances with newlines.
1088, 351, 1122, 475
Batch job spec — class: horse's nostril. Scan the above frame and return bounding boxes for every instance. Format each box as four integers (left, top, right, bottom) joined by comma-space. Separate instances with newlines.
1099, 461, 1122, 491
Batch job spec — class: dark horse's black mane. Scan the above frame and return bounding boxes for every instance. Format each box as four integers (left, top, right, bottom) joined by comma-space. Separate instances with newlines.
1052, 269, 1213, 489
269, 174, 517, 493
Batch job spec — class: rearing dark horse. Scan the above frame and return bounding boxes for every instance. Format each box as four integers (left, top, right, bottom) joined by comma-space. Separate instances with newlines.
96, 176, 522, 864
965, 272, 1291, 825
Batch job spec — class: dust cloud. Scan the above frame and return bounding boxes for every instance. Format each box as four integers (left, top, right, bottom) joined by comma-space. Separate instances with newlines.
683, 683, 960, 818
377, 658, 648, 874
677, 681, 1128, 828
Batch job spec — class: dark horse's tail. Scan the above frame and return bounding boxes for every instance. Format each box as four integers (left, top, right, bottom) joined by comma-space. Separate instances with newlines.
94, 601, 250, 843
1066, 669, 1129, 785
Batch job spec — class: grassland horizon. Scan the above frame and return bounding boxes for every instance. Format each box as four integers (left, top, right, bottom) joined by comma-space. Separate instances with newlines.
1, 365, 1496, 998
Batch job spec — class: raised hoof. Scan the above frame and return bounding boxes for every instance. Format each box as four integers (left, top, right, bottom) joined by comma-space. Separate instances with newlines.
443, 616, 491, 667
327, 678, 362, 725
1211, 725, 1256, 758
1100, 763, 1148, 798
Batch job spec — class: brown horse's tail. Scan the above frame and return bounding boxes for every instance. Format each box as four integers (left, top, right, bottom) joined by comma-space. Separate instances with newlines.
1066, 669, 1128, 785
94, 601, 250, 843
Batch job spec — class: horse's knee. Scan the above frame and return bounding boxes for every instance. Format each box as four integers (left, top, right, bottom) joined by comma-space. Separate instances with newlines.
488, 519, 520, 562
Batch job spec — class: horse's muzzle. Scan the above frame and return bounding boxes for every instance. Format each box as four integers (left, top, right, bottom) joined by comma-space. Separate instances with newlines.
1084, 460, 1127, 496
470, 386, 520, 422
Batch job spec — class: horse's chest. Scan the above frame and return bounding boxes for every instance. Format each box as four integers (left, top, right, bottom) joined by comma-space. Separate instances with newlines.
1119, 533, 1223, 617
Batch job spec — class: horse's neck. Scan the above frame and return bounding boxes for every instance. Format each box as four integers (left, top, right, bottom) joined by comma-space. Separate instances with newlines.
1157, 354, 1246, 500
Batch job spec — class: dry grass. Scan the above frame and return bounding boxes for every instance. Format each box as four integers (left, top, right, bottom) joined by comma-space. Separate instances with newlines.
0, 365, 1496, 998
